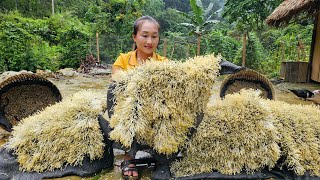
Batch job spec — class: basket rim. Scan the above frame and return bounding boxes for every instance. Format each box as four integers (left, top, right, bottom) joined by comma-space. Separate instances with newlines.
0, 73, 62, 132
219, 69, 275, 100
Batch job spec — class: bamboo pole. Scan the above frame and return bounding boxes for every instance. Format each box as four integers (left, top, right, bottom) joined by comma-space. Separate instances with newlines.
96, 32, 100, 64
242, 32, 247, 67
281, 42, 285, 62
187, 43, 190, 58
52, 0, 54, 15
89, 38, 92, 54
163, 38, 167, 57
170, 41, 176, 59
197, 34, 201, 56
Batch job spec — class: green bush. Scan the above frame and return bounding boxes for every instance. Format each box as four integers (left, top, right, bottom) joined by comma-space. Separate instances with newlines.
204, 30, 241, 62
233, 32, 266, 70
259, 23, 313, 77
0, 14, 48, 72
44, 13, 91, 68
260, 29, 282, 53
57, 27, 90, 68
0, 12, 90, 72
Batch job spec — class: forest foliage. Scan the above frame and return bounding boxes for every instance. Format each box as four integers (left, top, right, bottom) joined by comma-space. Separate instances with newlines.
0, 0, 315, 77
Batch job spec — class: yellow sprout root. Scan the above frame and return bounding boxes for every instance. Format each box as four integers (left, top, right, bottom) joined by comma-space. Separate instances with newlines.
6, 90, 106, 172
109, 54, 221, 155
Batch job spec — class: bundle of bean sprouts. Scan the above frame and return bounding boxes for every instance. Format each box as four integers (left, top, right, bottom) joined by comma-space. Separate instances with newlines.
172, 89, 320, 177
6, 90, 106, 172
109, 54, 221, 155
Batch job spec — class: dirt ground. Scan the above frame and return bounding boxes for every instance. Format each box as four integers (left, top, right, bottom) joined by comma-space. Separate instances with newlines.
272, 80, 320, 105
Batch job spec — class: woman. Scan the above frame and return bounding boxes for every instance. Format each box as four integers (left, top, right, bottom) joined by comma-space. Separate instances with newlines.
112, 16, 167, 74
111, 16, 167, 179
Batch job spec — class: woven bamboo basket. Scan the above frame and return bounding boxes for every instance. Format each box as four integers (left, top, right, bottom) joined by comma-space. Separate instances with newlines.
220, 69, 275, 100
0, 73, 62, 131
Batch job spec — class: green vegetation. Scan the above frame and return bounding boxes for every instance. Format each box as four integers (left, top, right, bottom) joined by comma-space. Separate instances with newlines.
0, 0, 315, 78
178, 0, 219, 55
0, 12, 89, 71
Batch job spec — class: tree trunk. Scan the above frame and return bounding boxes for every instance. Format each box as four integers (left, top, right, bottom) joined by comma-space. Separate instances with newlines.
197, 34, 201, 56
242, 32, 247, 67
96, 32, 100, 64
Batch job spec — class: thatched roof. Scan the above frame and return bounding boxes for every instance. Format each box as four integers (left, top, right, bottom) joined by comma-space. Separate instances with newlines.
266, 0, 320, 26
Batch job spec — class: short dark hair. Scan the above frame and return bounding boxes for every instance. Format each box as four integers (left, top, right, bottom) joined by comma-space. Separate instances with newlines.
133, 16, 160, 36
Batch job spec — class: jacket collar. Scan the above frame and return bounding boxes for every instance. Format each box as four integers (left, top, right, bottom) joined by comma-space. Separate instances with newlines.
128, 50, 157, 66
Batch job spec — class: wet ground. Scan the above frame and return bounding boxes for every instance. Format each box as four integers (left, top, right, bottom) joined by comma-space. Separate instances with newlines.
1, 74, 320, 180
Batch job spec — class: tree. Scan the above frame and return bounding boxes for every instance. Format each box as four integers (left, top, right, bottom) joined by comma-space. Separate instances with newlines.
0, 0, 98, 18
83, 0, 146, 63
143, 0, 165, 17
178, 0, 219, 56
163, 0, 190, 12
0, 0, 52, 17
223, 0, 282, 66
205, 29, 241, 62
223, 0, 281, 32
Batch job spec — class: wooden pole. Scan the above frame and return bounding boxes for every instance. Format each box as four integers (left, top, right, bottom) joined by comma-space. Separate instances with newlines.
281, 42, 285, 62
242, 32, 247, 67
163, 38, 167, 57
170, 40, 176, 59
96, 32, 100, 64
297, 38, 300, 62
187, 43, 190, 58
52, 0, 54, 15
89, 38, 92, 54
197, 34, 201, 56
307, 13, 319, 82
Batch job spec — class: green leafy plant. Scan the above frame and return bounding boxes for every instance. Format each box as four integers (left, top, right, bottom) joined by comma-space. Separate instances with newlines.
204, 30, 241, 62
233, 32, 266, 70
178, 0, 219, 56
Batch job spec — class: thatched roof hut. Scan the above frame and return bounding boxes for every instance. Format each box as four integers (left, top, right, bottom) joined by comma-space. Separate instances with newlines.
266, 0, 320, 26
266, 0, 320, 83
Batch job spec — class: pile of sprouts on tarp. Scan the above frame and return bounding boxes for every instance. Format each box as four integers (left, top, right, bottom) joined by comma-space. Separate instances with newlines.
5, 90, 106, 172
171, 89, 320, 177
109, 54, 221, 155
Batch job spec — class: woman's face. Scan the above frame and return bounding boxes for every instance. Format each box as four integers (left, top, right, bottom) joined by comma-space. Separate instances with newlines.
133, 21, 159, 58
